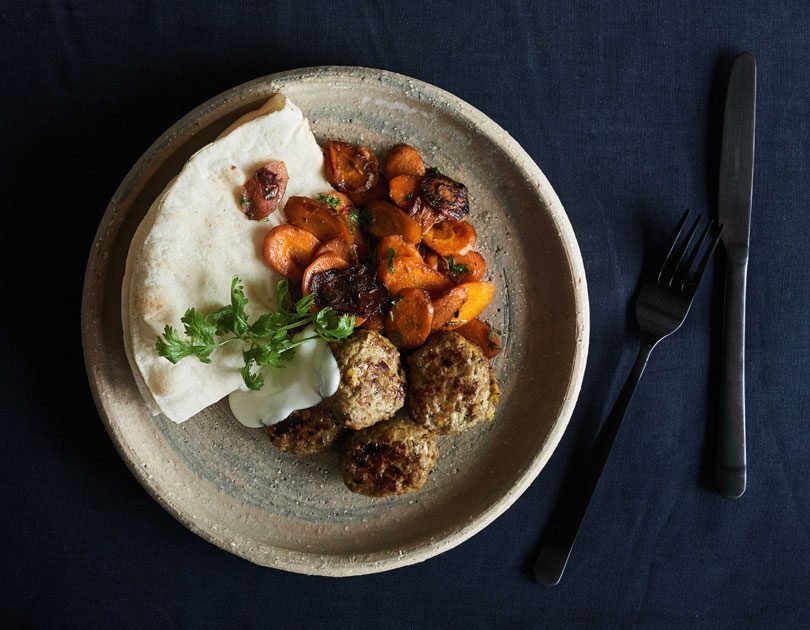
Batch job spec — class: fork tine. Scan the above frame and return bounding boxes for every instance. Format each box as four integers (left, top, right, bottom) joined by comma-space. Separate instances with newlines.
685, 224, 724, 295
662, 215, 701, 285
657, 209, 691, 282
677, 219, 714, 290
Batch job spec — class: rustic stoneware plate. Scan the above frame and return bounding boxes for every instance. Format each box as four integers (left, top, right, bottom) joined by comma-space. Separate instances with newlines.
82, 66, 589, 576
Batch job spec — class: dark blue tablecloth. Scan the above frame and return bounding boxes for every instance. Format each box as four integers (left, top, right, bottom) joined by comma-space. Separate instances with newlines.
1, 1, 808, 627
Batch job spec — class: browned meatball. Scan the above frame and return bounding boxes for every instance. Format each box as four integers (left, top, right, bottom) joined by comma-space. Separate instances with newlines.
342, 418, 439, 497
407, 331, 500, 435
327, 330, 406, 430
265, 404, 343, 455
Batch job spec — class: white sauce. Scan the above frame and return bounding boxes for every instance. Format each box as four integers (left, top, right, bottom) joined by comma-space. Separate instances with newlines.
227, 326, 340, 428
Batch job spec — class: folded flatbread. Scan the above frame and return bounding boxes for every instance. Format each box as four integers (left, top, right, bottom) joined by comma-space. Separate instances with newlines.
122, 94, 331, 423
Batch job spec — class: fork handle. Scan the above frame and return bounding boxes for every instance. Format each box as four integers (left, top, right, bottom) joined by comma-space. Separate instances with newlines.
717, 255, 747, 498
533, 340, 655, 585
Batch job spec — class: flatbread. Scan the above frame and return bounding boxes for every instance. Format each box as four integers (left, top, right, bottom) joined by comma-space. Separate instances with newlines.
122, 94, 332, 423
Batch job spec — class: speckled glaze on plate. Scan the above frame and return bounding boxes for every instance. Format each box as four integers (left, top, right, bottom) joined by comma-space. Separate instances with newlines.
82, 66, 589, 576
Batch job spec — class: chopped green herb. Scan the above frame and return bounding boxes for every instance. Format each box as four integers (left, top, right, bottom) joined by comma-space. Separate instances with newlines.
348, 207, 373, 229
155, 277, 356, 391
240, 195, 249, 206
426, 166, 442, 176
388, 295, 404, 321
405, 192, 415, 200
447, 257, 469, 276
387, 247, 397, 274
316, 193, 342, 209
487, 329, 497, 348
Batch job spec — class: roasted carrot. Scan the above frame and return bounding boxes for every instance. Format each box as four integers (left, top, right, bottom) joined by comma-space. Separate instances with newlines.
378, 256, 453, 296
262, 225, 321, 281
423, 218, 477, 256
456, 319, 501, 358
445, 281, 496, 327
241, 161, 288, 220
386, 288, 434, 349
360, 308, 385, 332
384, 144, 426, 181
388, 174, 422, 209
430, 286, 468, 331
366, 200, 423, 244
420, 171, 469, 220
302, 254, 350, 295
446, 250, 486, 282
324, 140, 380, 193
348, 178, 389, 207
407, 199, 442, 235
315, 238, 358, 265
423, 251, 439, 270
375, 235, 422, 264
284, 195, 354, 244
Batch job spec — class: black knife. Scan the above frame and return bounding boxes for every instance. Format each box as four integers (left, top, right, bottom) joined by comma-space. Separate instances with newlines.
716, 52, 756, 499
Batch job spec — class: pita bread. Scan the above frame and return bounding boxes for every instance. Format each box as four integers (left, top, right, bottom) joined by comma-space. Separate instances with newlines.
122, 94, 332, 423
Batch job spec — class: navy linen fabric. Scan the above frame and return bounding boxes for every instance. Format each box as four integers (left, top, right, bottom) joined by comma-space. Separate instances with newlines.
1, 1, 808, 627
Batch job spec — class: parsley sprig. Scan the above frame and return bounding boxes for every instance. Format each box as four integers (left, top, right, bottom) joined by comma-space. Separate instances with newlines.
156, 276, 355, 391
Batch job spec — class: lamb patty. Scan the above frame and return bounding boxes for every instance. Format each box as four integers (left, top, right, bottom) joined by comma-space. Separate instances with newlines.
342, 418, 439, 497
328, 330, 406, 430
266, 404, 343, 455
407, 331, 500, 434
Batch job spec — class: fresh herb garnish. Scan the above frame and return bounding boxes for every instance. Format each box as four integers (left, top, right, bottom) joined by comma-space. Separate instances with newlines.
447, 257, 469, 276
426, 166, 442, 176
388, 295, 404, 321
156, 277, 356, 390
348, 207, 373, 229
387, 247, 397, 274
316, 193, 342, 210
405, 192, 415, 200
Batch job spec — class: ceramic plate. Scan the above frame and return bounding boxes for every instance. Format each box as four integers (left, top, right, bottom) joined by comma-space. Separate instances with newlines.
82, 66, 589, 576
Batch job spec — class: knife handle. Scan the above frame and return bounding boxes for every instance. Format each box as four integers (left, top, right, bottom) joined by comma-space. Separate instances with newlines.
717, 252, 747, 498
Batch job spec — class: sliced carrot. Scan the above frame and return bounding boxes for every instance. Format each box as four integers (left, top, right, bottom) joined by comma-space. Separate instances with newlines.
360, 308, 385, 331
324, 140, 380, 193
366, 200, 423, 244
388, 174, 422, 209
423, 218, 477, 256
384, 144, 426, 180
456, 319, 501, 358
315, 238, 358, 265
430, 286, 468, 331
348, 178, 389, 207
262, 225, 321, 281
302, 254, 350, 295
375, 235, 422, 264
423, 251, 439, 270
284, 195, 353, 244
386, 288, 433, 349
446, 250, 486, 283
444, 281, 496, 328
378, 256, 453, 296
407, 200, 442, 235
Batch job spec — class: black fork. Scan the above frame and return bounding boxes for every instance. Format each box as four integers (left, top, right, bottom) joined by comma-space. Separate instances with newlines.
533, 210, 723, 586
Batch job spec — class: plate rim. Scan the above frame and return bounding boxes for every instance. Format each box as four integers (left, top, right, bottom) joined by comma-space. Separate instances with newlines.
82, 65, 590, 576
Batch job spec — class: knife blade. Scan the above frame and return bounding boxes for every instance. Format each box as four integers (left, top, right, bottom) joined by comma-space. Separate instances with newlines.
716, 52, 756, 499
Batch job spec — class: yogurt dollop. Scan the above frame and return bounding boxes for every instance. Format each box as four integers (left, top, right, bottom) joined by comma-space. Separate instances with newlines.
227, 325, 340, 428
